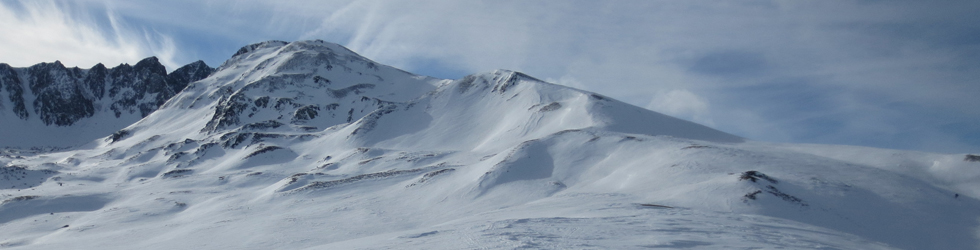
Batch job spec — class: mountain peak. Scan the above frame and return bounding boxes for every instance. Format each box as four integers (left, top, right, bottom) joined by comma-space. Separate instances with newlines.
136, 56, 159, 64
0, 40, 975, 249
185, 60, 207, 67
133, 56, 166, 75
231, 40, 290, 58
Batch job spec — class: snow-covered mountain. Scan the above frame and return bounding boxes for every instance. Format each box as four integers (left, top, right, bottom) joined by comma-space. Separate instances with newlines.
1, 40, 978, 249
0, 58, 213, 148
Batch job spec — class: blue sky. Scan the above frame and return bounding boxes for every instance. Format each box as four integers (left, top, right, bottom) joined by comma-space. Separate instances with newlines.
1, 0, 978, 153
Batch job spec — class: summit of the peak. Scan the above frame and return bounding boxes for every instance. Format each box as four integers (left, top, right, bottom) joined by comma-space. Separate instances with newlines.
231, 40, 290, 58
135, 56, 159, 64
133, 56, 166, 74
448, 69, 550, 95
494, 69, 543, 82
465, 69, 545, 83
216, 40, 380, 74
229, 40, 357, 59
278, 40, 368, 59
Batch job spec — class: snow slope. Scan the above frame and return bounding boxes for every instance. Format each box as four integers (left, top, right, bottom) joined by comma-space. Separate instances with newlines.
0, 40, 978, 249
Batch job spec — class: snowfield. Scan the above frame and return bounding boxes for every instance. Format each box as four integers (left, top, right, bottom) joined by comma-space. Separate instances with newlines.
1, 40, 978, 249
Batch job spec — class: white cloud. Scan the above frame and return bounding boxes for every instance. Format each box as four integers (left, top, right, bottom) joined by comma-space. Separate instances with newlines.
544, 75, 587, 90
2, 0, 978, 153
0, 0, 179, 70
646, 89, 714, 126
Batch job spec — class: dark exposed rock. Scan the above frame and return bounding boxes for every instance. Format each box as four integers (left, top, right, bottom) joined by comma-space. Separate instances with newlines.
763, 185, 805, 205
110, 57, 174, 117
456, 75, 484, 93
491, 71, 538, 93
328, 83, 375, 99
166, 60, 214, 93
293, 105, 320, 121
242, 120, 284, 130
0, 63, 29, 119
744, 185, 807, 207
313, 76, 331, 84
538, 102, 562, 112
193, 142, 218, 156
205, 93, 252, 132
1, 166, 58, 190
739, 171, 806, 206
274, 98, 298, 111
254, 96, 270, 108
637, 203, 674, 209
739, 170, 778, 184
168, 152, 187, 163
28, 61, 95, 125
288, 167, 427, 193
350, 104, 398, 136
232, 40, 289, 58
219, 132, 249, 148
219, 132, 314, 149
245, 146, 284, 159
107, 130, 131, 143
1, 195, 40, 205
162, 169, 193, 178
965, 154, 980, 162
84, 63, 108, 99
416, 168, 455, 185
0, 58, 212, 126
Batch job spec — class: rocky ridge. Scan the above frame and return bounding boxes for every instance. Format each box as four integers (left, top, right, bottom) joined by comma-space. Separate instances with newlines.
0, 58, 213, 147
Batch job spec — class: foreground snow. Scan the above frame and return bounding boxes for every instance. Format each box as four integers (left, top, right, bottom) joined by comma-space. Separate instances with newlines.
1, 40, 978, 249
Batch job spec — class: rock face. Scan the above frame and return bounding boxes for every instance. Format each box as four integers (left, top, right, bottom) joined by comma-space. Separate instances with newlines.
1, 58, 213, 126
176, 40, 441, 138
0, 58, 213, 147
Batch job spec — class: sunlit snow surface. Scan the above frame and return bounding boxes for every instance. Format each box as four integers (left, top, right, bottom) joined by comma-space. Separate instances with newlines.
1, 40, 978, 249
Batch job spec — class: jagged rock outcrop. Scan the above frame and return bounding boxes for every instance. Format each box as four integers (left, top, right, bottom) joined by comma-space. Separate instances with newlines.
0, 58, 212, 126
0, 58, 213, 148
192, 40, 438, 135
167, 61, 213, 96
0, 64, 29, 119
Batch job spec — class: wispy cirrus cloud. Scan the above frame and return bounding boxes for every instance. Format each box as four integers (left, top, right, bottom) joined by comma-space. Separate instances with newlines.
2, 0, 979, 153
0, 0, 178, 70
281, 1, 980, 152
